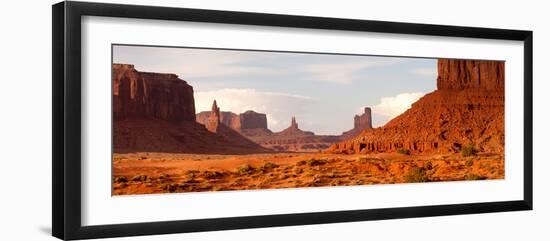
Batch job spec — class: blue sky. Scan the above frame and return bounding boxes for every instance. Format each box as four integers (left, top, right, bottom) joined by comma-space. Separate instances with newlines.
113, 45, 437, 135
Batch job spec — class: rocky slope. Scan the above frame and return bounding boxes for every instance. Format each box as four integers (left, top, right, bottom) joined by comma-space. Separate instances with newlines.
113, 64, 269, 154
326, 59, 505, 154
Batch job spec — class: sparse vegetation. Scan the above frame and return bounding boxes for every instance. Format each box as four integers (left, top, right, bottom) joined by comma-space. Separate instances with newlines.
424, 161, 433, 170
112, 151, 504, 195
113, 176, 128, 183
185, 170, 199, 178
461, 143, 477, 157
203, 170, 224, 179
307, 158, 327, 166
403, 167, 429, 183
397, 148, 411, 155
296, 160, 307, 166
131, 175, 148, 182
237, 164, 255, 175
262, 162, 279, 169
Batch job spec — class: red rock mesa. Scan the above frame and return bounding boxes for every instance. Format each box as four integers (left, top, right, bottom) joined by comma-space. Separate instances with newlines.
196, 109, 268, 133
326, 59, 504, 154
112, 64, 269, 154
113, 64, 195, 122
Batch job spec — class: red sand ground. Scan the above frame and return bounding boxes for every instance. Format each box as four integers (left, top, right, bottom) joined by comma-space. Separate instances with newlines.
112, 152, 504, 195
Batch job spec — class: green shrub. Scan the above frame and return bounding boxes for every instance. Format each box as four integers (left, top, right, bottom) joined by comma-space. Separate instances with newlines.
404, 167, 429, 183
237, 164, 255, 175
307, 158, 327, 166
465, 158, 474, 167
113, 176, 128, 183
397, 149, 410, 155
203, 170, 224, 179
461, 144, 477, 157
262, 162, 279, 169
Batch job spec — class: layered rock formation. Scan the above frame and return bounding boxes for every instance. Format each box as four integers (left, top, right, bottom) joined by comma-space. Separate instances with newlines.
341, 107, 373, 139
277, 117, 315, 136
198, 108, 342, 152
198, 100, 272, 151
437, 59, 504, 91
240, 111, 268, 130
246, 117, 341, 152
113, 64, 195, 122
326, 59, 504, 154
196, 109, 267, 132
196, 111, 240, 131
112, 64, 269, 154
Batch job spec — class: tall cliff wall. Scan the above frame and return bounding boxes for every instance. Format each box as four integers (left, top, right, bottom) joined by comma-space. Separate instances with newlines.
437, 59, 504, 91
113, 64, 195, 122
327, 59, 505, 154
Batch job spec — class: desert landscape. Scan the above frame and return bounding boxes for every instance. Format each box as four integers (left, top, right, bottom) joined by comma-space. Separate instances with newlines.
112, 51, 504, 195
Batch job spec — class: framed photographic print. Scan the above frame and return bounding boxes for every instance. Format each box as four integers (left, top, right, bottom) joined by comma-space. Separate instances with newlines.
52, 1, 533, 240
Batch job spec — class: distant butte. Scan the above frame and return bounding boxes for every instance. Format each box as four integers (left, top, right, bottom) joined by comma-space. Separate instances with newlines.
245, 116, 340, 152
341, 107, 373, 139
196, 109, 268, 133
198, 109, 343, 152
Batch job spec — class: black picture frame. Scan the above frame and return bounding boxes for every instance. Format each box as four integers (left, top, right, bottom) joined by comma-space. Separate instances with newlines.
52, 1, 533, 240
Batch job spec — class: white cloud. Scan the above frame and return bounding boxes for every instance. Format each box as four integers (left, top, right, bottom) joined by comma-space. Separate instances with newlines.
371, 92, 425, 127
411, 67, 437, 78
303, 59, 404, 84
114, 46, 279, 79
194, 88, 313, 131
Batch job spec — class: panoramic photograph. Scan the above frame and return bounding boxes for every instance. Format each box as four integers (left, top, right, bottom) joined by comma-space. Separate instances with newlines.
111, 45, 505, 195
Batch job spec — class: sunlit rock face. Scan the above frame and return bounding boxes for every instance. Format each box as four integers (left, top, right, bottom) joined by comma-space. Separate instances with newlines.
327, 59, 505, 154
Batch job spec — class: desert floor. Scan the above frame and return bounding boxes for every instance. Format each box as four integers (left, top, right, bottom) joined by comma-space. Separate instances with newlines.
112, 152, 504, 195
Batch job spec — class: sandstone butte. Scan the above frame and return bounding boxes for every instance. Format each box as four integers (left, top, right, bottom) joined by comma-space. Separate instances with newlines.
112, 64, 269, 154
326, 59, 505, 155
341, 107, 373, 139
198, 106, 342, 152
196, 109, 268, 133
249, 116, 341, 152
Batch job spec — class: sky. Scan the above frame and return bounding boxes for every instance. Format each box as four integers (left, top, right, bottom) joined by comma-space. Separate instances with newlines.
113, 45, 437, 135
